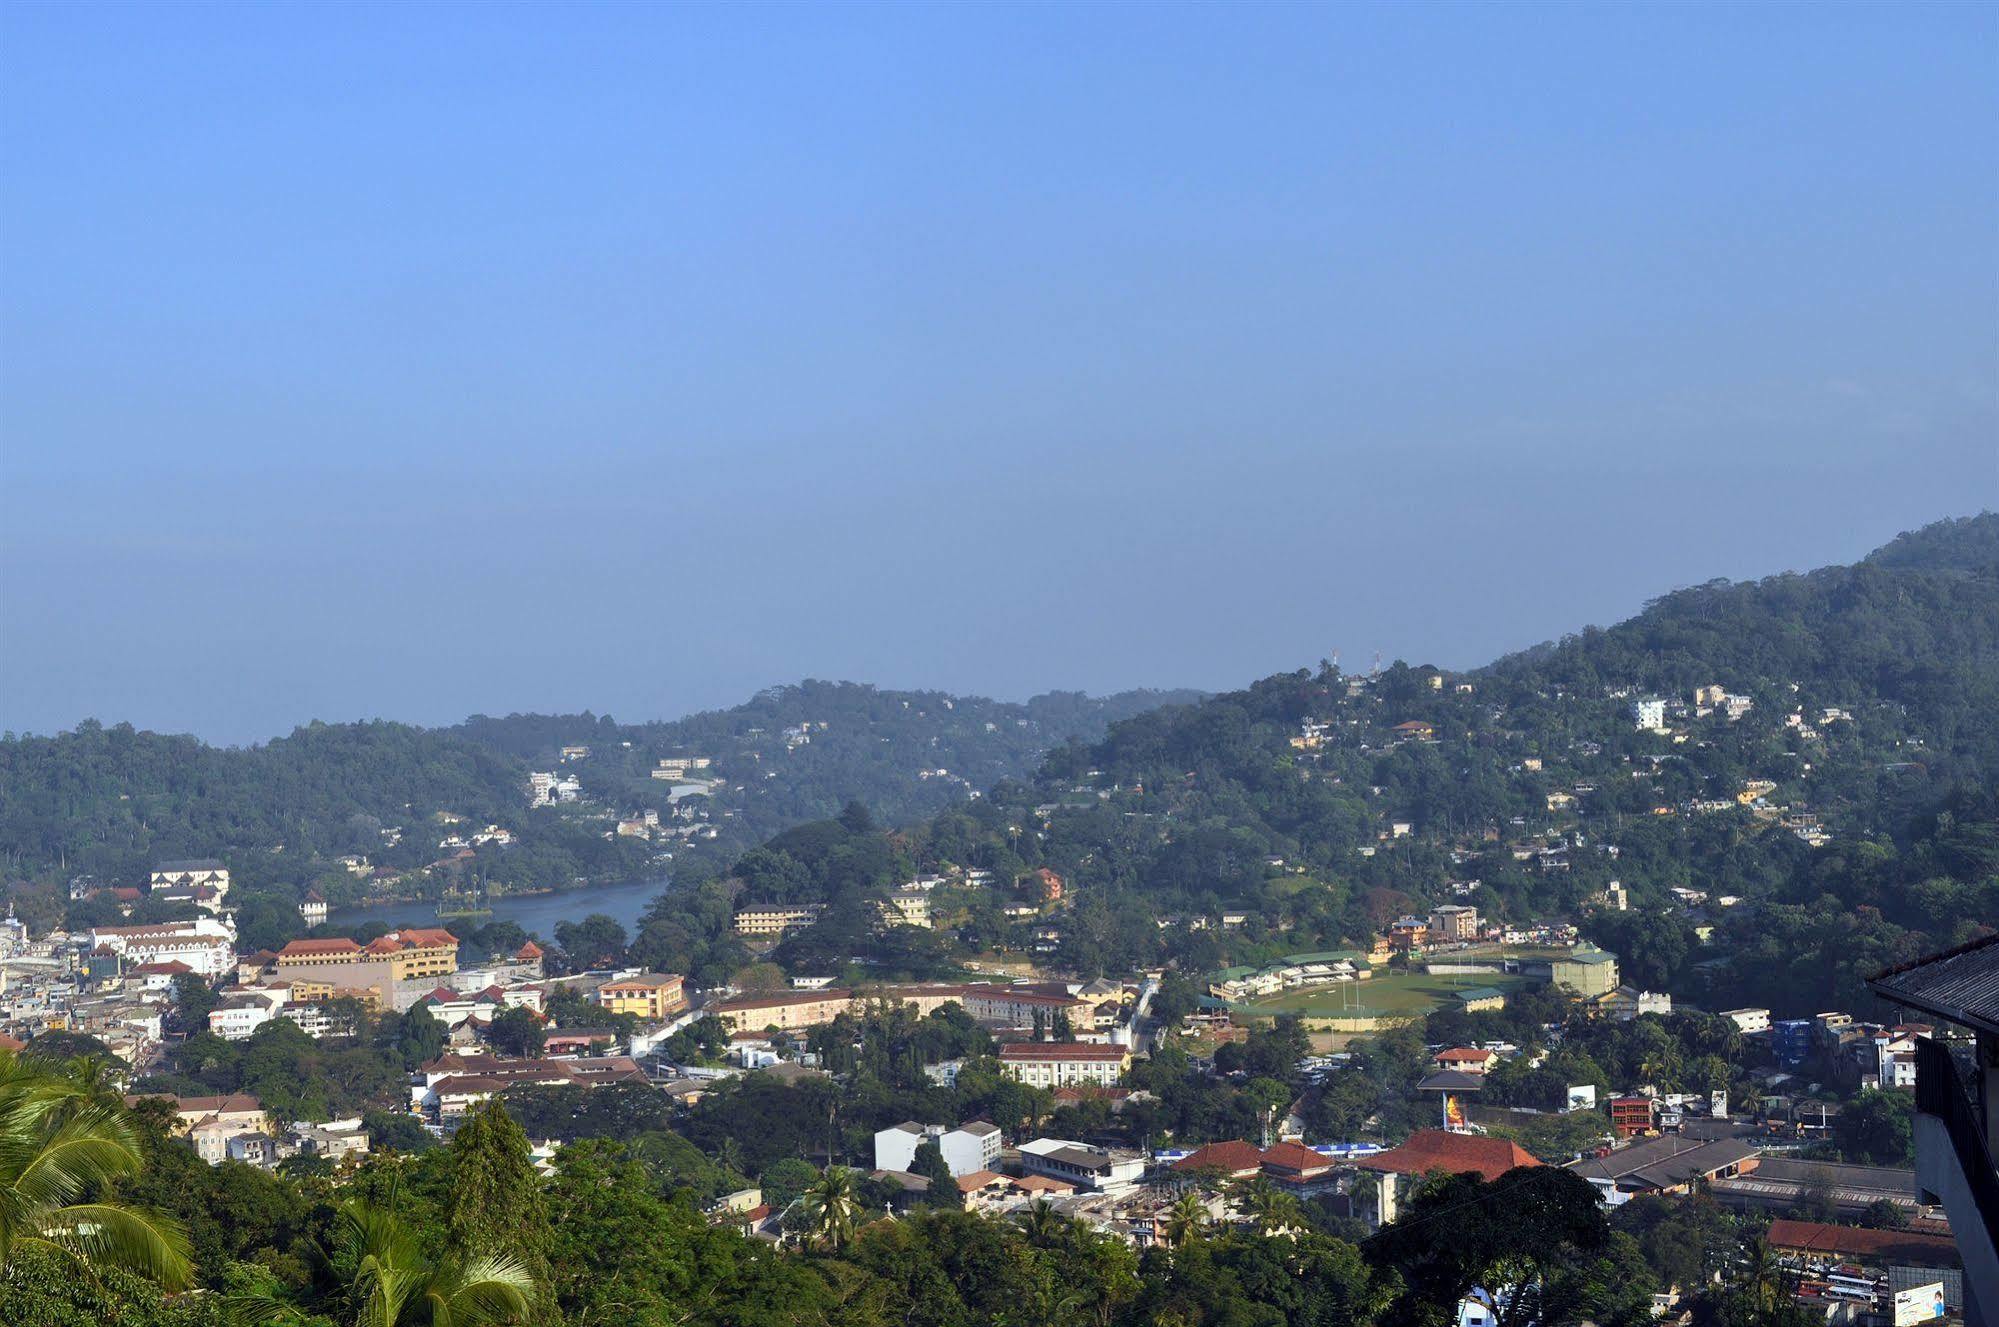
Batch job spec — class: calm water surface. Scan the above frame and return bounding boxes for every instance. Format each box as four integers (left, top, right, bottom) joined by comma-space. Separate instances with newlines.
324, 877, 667, 941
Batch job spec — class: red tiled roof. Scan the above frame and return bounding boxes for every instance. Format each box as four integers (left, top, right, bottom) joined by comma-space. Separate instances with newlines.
1259, 1141, 1334, 1173
279, 938, 364, 957
394, 928, 458, 946
0, 1032, 26, 1052
514, 941, 544, 959
955, 1169, 1005, 1192
1012, 1175, 1074, 1193
1359, 1129, 1541, 1181
1436, 1047, 1495, 1064
1765, 1219, 1957, 1265
1173, 1140, 1265, 1175
711, 989, 854, 1012
601, 974, 681, 993
996, 1042, 1127, 1061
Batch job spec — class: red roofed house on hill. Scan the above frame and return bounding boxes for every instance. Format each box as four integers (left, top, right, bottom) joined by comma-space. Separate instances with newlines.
1172, 1140, 1266, 1180
1174, 1140, 1344, 1195
1359, 1129, 1542, 1228
1257, 1140, 1340, 1192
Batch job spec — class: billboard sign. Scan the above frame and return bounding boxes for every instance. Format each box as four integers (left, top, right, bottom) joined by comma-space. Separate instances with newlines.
1893, 1283, 1946, 1326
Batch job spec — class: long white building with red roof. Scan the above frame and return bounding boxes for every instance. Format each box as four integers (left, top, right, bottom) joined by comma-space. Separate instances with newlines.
90, 917, 236, 976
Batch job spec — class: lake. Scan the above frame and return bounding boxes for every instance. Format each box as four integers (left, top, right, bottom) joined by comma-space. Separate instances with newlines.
324, 877, 669, 942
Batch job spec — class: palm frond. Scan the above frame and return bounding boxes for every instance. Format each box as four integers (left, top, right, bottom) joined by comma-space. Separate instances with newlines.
35, 1199, 193, 1289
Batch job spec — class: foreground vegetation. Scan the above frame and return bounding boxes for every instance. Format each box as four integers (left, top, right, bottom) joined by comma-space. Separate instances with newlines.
0, 1050, 1827, 1327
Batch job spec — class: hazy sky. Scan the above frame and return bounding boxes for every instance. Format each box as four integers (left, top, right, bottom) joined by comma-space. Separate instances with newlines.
3, 3, 1995, 745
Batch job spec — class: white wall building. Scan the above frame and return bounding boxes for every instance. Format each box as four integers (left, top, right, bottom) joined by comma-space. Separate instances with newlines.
91, 917, 237, 977
873, 1121, 1003, 1177
996, 1042, 1130, 1089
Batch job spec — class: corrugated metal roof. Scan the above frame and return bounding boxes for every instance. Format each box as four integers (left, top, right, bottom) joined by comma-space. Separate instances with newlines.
1867, 933, 1999, 1036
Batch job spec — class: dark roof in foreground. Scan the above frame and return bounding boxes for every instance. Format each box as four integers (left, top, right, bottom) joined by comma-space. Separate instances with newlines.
1867, 932, 1999, 1036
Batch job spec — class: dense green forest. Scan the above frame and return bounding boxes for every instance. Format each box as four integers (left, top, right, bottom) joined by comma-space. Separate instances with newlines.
0, 683, 1195, 921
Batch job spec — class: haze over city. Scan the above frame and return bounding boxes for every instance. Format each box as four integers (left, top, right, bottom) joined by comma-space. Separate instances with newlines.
3, 4, 1994, 743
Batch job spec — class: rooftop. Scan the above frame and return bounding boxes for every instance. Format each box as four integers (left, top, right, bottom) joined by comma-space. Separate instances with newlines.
1172, 1140, 1265, 1174
1359, 1129, 1540, 1181
1765, 1217, 1959, 1267
996, 1042, 1128, 1061
1416, 1070, 1486, 1094
1569, 1136, 1758, 1189
1867, 932, 1999, 1037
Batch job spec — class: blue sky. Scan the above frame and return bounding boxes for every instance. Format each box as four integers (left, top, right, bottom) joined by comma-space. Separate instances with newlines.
2, 2, 1994, 744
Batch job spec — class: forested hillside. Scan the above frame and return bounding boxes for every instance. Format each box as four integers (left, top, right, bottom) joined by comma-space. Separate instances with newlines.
0, 683, 1197, 914
702, 515, 1999, 1017
451, 681, 1200, 835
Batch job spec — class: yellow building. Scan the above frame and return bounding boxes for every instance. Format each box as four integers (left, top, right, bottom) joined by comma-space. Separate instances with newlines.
273, 928, 459, 1002
710, 989, 857, 1033
598, 973, 687, 1021
732, 904, 826, 938
286, 979, 386, 1013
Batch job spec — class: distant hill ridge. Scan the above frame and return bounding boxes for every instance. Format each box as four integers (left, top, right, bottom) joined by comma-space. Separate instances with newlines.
0, 682, 1201, 894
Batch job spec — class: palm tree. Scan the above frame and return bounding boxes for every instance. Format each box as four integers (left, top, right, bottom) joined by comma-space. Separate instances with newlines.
0, 1050, 190, 1288
1018, 1197, 1068, 1247
1160, 1191, 1209, 1252
1734, 1236, 1788, 1316
229, 1184, 533, 1326
714, 1135, 744, 1178
1233, 1177, 1305, 1236
802, 1165, 860, 1251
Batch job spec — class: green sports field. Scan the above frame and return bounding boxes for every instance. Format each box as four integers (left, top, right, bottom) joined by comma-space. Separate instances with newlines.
1239, 969, 1534, 1019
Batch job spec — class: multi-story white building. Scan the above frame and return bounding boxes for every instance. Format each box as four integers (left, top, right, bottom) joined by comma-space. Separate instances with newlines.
209, 988, 289, 1040
527, 772, 582, 807
997, 1042, 1130, 1089
1016, 1137, 1146, 1191
150, 859, 230, 894
1632, 697, 1668, 732
91, 917, 237, 977
873, 1120, 1003, 1177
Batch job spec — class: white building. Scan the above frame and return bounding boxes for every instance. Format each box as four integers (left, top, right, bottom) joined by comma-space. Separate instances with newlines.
528, 772, 582, 807
1016, 1137, 1146, 1192
996, 1042, 1130, 1089
209, 987, 290, 1040
873, 1120, 1003, 1177
91, 917, 237, 977
150, 859, 230, 895
1633, 698, 1668, 732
